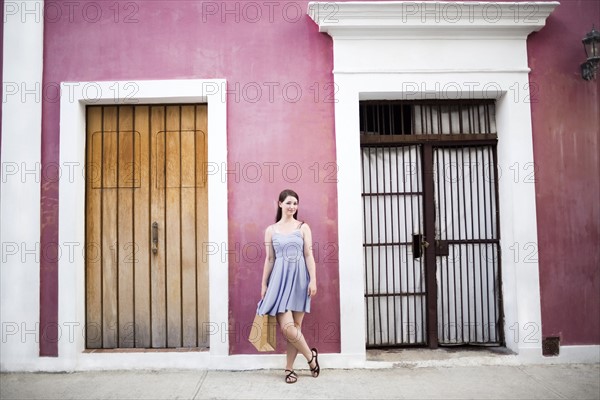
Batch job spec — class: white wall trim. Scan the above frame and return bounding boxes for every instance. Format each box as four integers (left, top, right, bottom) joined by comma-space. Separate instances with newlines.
309, 1, 561, 362
0, 0, 44, 371
517, 345, 600, 365
308, 1, 559, 38
50, 79, 228, 370
333, 69, 533, 74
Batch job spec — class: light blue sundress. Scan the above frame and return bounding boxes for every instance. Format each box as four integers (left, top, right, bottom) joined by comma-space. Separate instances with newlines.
256, 223, 311, 316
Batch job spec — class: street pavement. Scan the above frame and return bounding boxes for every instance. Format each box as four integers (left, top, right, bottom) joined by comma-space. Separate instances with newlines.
1, 349, 599, 400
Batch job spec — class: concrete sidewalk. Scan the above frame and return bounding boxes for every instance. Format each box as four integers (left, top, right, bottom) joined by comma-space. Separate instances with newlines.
2, 363, 599, 400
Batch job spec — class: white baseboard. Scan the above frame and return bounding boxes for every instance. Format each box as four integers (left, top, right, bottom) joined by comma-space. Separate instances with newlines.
1, 346, 598, 372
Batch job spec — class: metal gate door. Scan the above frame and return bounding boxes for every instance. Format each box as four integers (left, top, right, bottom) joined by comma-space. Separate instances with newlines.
362, 145, 427, 346
360, 100, 504, 348
434, 145, 503, 345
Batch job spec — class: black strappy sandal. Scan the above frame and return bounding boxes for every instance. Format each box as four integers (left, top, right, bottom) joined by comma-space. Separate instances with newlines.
308, 348, 320, 378
284, 369, 298, 384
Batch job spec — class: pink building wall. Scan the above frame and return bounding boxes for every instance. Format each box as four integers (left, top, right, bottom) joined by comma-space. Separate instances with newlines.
40, 0, 339, 355
1, 0, 4, 151
33, 0, 599, 356
528, 0, 600, 345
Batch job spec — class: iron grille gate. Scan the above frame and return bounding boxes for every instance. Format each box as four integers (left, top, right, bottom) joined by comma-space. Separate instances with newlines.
362, 145, 427, 346
360, 100, 504, 348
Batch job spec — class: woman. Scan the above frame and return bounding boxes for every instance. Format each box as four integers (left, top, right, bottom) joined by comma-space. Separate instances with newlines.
256, 189, 320, 384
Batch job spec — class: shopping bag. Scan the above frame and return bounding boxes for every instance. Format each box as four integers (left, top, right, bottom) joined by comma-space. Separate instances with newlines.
248, 313, 277, 351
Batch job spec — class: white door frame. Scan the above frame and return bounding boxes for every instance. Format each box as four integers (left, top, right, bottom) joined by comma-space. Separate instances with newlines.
57, 79, 229, 369
309, 0, 559, 361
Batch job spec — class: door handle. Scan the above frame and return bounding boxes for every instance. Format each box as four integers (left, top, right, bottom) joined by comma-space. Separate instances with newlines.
152, 222, 159, 254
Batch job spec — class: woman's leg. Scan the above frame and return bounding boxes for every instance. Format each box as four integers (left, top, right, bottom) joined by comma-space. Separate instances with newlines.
285, 336, 298, 371
277, 311, 312, 367
285, 312, 307, 369
291, 312, 318, 376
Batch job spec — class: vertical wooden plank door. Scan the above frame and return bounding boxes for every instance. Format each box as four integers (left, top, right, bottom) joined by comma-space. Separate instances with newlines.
86, 105, 209, 349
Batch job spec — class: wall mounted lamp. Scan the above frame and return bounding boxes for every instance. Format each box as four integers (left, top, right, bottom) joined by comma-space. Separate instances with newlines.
581, 26, 600, 81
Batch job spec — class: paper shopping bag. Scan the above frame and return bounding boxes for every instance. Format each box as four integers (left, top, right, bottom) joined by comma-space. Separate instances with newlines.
248, 314, 277, 351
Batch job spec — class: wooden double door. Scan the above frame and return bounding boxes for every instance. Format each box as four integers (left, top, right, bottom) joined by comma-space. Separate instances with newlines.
86, 104, 209, 349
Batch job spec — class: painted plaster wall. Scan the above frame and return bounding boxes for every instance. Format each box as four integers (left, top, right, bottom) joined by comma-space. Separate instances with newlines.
18, 0, 600, 361
527, 0, 600, 345
39, 0, 339, 355
319, 0, 600, 347
1, 0, 3, 148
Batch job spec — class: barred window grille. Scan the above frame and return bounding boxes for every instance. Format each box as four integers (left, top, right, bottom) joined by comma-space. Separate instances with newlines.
360, 101, 496, 136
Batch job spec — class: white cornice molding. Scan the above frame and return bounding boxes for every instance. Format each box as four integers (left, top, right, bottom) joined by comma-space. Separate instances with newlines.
308, 1, 560, 38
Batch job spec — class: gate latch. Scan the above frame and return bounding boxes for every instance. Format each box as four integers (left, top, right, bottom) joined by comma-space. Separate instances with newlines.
435, 240, 449, 257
